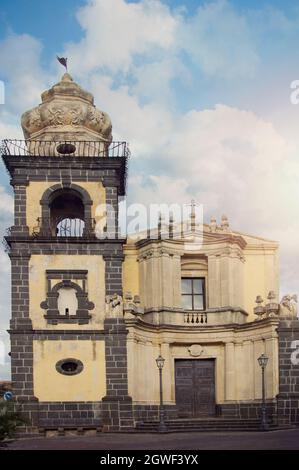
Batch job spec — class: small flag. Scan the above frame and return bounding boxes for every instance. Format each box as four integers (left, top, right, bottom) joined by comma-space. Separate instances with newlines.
57, 56, 68, 70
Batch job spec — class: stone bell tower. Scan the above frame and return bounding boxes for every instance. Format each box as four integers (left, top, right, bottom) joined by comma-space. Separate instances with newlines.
2, 73, 132, 433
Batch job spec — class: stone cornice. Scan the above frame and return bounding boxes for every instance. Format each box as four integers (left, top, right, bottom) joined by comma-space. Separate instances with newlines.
124, 316, 280, 335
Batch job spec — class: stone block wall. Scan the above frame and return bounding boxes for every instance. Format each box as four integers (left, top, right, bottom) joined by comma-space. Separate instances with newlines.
277, 318, 299, 426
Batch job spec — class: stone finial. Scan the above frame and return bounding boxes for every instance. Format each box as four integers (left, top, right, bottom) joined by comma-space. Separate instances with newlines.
190, 200, 196, 232
158, 213, 162, 239
265, 291, 279, 318
221, 214, 230, 232
254, 295, 266, 320
255, 295, 264, 304
267, 291, 276, 301
169, 212, 174, 239
209, 216, 217, 233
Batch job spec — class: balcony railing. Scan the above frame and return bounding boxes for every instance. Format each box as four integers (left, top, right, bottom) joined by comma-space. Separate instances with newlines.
184, 311, 208, 324
1, 139, 129, 158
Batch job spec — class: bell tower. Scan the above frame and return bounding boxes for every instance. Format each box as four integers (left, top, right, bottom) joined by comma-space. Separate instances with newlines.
2, 73, 132, 432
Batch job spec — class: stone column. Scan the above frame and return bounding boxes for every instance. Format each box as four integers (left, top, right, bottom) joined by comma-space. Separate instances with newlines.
220, 252, 230, 307
172, 254, 181, 308
225, 342, 235, 400
207, 254, 220, 308
160, 250, 172, 307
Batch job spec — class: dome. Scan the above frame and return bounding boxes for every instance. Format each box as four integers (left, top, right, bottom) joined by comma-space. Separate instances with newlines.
21, 73, 112, 144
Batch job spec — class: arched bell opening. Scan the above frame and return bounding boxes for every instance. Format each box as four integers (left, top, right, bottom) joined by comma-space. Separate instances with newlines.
39, 184, 94, 238
50, 191, 85, 237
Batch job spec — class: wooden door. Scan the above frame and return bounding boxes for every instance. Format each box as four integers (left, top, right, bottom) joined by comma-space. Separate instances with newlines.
175, 359, 215, 417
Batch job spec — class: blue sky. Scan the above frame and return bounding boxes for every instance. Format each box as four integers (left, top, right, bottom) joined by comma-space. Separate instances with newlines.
0, 0, 299, 378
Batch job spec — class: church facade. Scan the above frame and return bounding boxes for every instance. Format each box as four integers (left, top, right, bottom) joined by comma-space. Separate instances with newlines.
2, 74, 299, 434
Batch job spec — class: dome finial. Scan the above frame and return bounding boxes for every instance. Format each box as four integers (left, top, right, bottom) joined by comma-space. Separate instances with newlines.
21, 71, 112, 144
61, 72, 73, 83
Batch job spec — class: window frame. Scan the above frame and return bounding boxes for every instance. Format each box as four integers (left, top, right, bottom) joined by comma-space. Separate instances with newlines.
181, 277, 206, 311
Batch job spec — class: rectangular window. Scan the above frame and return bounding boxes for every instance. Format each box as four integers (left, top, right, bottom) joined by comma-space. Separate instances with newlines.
181, 278, 205, 310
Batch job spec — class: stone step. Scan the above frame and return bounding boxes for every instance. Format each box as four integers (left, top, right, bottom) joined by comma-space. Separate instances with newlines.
135, 418, 277, 432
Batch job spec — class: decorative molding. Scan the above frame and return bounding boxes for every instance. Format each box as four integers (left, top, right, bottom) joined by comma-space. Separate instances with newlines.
188, 344, 204, 357
41, 271, 94, 325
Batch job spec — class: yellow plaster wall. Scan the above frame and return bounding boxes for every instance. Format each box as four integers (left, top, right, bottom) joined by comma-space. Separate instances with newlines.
127, 321, 279, 404
29, 254, 105, 329
26, 181, 106, 234
33, 340, 106, 401
123, 249, 139, 297
243, 249, 279, 321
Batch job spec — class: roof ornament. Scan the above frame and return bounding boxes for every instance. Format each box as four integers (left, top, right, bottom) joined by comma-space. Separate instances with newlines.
57, 56, 68, 71
209, 216, 217, 233
190, 199, 196, 232
221, 214, 230, 232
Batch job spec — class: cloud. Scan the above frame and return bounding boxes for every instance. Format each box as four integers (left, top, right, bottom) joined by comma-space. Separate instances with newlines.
179, 0, 259, 79
0, 33, 49, 115
66, 0, 178, 76
94, 80, 298, 297
0, 186, 13, 214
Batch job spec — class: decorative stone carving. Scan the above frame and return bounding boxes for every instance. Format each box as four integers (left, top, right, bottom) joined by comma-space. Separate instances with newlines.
40, 273, 94, 325
279, 294, 298, 318
123, 292, 143, 318
188, 344, 204, 357
254, 291, 297, 320
105, 293, 123, 318
21, 73, 112, 146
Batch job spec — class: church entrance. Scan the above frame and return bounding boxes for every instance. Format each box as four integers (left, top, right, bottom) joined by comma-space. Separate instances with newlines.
175, 359, 216, 417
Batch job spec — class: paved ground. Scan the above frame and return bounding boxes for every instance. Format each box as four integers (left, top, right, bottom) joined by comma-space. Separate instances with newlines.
3, 428, 299, 450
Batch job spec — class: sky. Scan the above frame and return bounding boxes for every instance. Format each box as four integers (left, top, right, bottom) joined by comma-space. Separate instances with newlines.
0, 0, 299, 379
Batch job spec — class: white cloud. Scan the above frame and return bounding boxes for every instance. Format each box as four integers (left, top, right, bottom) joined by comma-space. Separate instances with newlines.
0, 186, 13, 215
94, 81, 298, 297
0, 33, 49, 115
66, 0, 178, 76
179, 0, 259, 79
89, 73, 174, 154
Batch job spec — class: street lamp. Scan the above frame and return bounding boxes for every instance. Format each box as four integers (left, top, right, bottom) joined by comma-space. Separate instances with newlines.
155, 354, 167, 432
257, 353, 269, 431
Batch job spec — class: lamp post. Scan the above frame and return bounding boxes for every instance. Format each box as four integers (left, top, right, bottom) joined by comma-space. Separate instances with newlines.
156, 354, 167, 432
257, 353, 269, 431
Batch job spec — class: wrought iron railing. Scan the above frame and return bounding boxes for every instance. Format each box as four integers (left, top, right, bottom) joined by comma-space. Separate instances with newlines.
32, 217, 96, 238
1, 139, 129, 158
184, 311, 208, 324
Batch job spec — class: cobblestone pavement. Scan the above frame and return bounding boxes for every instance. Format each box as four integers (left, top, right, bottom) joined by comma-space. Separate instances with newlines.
4, 428, 299, 450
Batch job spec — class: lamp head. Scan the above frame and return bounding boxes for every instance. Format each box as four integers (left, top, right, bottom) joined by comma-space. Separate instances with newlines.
156, 354, 165, 370
258, 353, 269, 368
